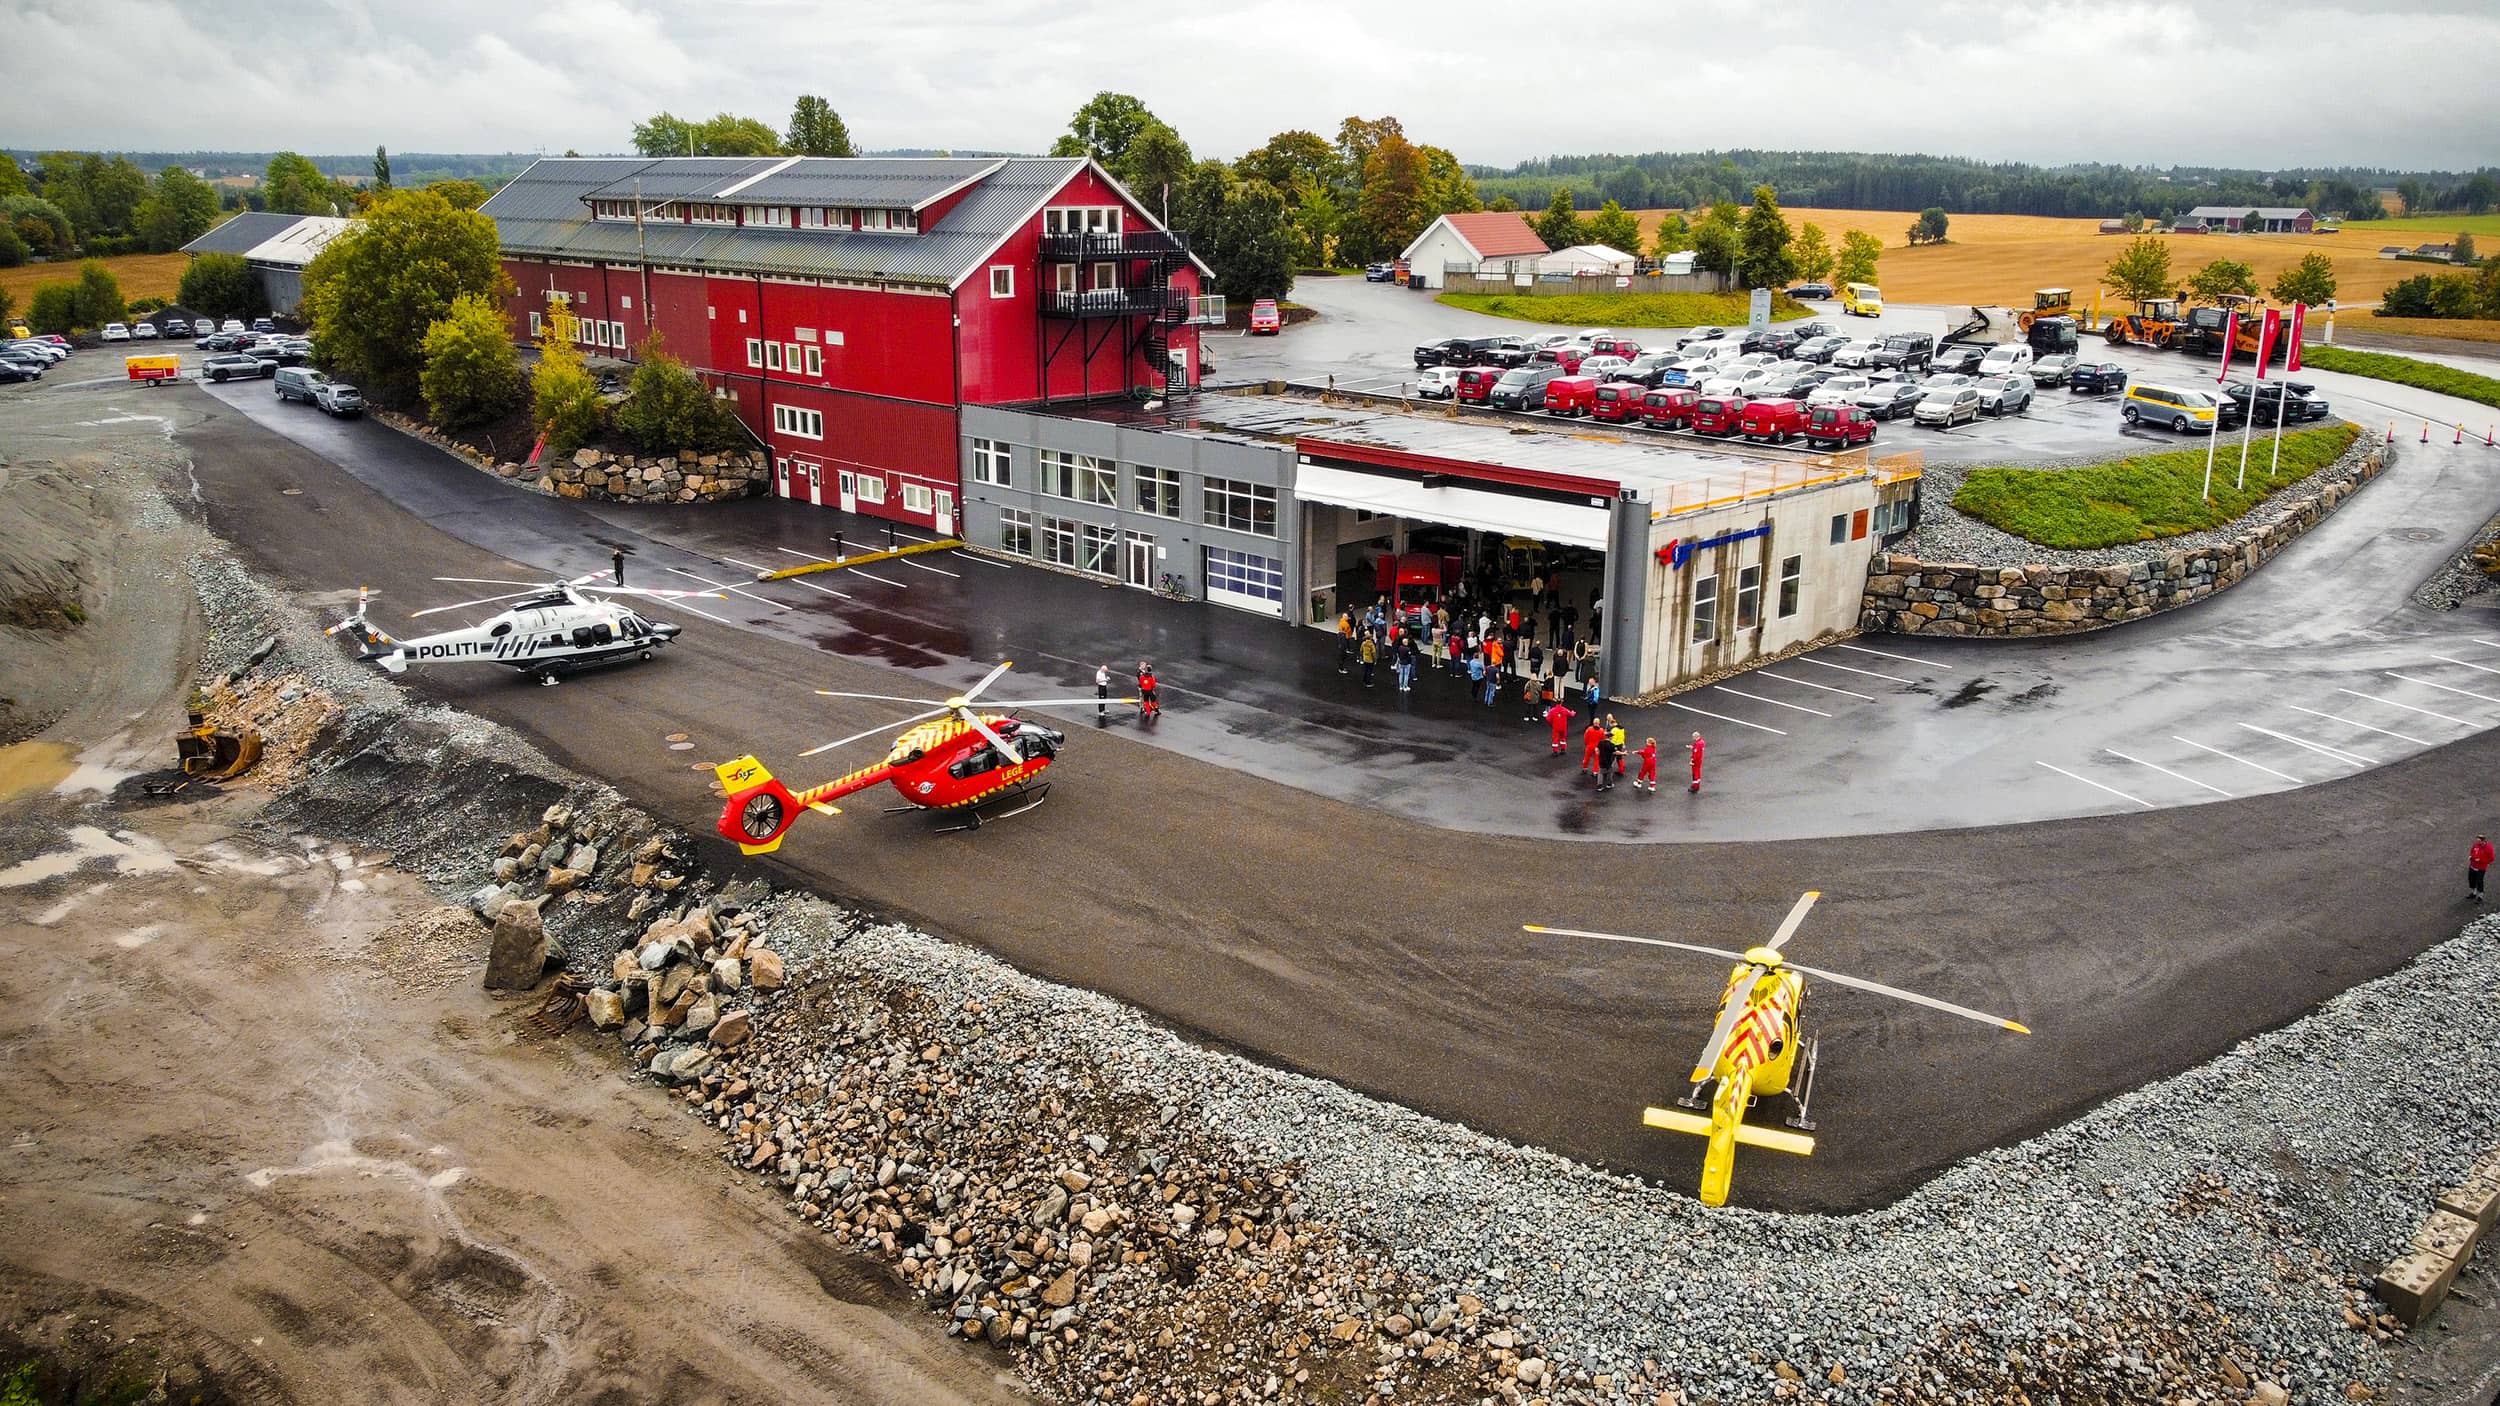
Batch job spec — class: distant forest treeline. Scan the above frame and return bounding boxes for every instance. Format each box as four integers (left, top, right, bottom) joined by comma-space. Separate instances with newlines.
1467, 150, 2500, 221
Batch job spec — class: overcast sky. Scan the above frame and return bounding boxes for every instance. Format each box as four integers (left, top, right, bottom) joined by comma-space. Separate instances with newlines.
11, 0, 2497, 171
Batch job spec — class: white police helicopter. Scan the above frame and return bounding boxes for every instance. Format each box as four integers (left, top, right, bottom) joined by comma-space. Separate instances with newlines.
326, 570, 723, 686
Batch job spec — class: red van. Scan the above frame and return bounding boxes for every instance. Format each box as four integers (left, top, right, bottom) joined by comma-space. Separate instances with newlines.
1690, 394, 1750, 436
1249, 299, 1281, 335
1590, 335, 1644, 360
1589, 381, 1648, 422
1739, 397, 1807, 443
1804, 403, 1878, 449
1455, 367, 1500, 404
1640, 387, 1699, 430
1543, 375, 1600, 416
1530, 346, 1589, 374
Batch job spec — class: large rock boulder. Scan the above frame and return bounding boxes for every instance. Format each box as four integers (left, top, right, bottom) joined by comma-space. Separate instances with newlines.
483, 898, 551, 991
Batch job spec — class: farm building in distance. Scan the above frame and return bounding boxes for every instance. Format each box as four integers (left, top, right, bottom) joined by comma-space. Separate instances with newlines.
1398, 211, 1548, 290
178, 213, 351, 316
2175, 206, 2314, 234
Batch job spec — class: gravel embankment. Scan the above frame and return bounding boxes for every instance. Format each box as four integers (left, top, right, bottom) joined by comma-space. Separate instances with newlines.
1900, 432, 2391, 572
2414, 501, 2500, 612
163, 444, 2485, 1406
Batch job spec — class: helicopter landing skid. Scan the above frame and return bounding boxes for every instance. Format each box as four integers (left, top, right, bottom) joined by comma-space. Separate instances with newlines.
923, 781, 1053, 834
1675, 1079, 1711, 1112
1785, 1032, 1821, 1132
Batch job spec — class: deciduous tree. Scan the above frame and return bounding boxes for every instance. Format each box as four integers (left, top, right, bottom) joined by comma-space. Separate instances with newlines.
1236, 131, 1343, 202
616, 334, 744, 451
1735, 186, 1796, 289
1835, 229, 1882, 287
0, 225, 24, 269
373, 146, 392, 191
1531, 188, 1585, 250
134, 166, 219, 252
1691, 202, 1742, 278
531, 331, 603, 458
0, 153, 24, 198
1417, 146, 1479, 219
2454, 232, 2477, 265
177, 252, 268, 322
1647, 212, 1690, 258
2102, 236, 2175, 304
1352, 133, 1428, 263
2184, 258, 2258, 305
301, 188, 507, 396
1119, 121, 1193, 212
632, 111, 781, 157
1584, 200, 1640, 255
425, 178, 490, 210
28, 282, 79, 335
1792, 222, 1834, 283
1050, 92, 1158, 171
1909, 206, 1950, 246
265, 151, 338, 215
72, 260, 123, 329
786, 95, 855, 157
420, 292, 524, 430
2269, 252, 2337, 308
1172, 162, 1295, 304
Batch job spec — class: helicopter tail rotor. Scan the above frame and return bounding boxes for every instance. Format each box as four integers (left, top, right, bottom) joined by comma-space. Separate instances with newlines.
713, 755, 805, 856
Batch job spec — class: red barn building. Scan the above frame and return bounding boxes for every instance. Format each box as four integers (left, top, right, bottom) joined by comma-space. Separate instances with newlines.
480, 156, 1213, 528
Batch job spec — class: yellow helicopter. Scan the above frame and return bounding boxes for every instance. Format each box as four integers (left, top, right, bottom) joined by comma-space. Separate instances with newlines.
1527, 891, 2030, 1207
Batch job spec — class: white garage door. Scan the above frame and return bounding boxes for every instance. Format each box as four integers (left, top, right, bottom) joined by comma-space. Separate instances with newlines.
1202, 546, 1284, 617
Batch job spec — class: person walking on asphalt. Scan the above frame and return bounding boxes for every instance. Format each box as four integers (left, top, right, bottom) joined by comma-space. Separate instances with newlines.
1096, 663, 1112, 722
1338, 612, 1354, 673
1581, 718, 1603, 777
1137, 661, 1159, 720
1466, 650, 1484, 700
1596, 723, 1619, 791
1394, 638, 1416, 692
1688, 731, 1706, 793
2474, 834, 2495, 901
611, 547, 627, 586
1636, 737, 1659, 792
1547, 698, 1574, 754
1360, 634, 1378, 688
1608, 716, 1628, 779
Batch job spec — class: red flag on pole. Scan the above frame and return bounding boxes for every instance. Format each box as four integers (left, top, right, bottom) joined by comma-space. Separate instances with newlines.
2216, 310, 2238, 384
2286, 303, 2305, 373
2253, 308, 2280, 379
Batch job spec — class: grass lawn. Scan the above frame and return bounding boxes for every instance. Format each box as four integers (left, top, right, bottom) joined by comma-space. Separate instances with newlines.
2300, 346, 2500, 409
1952, 423, 2361, 550
1437, 290, 1811, 328
0, 252, 191, 313
2349, 314, 2500, 345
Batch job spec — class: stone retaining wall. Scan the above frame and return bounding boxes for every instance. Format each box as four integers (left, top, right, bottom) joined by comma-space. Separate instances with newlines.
379, 410, 769, 505
1861, 438, 2390, 637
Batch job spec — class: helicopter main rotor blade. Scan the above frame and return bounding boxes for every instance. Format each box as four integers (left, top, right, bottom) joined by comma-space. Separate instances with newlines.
582, 584, 728, 601
1522, 926, 1767, 1086
410, 589, 539, 618
954, 709, 1021, 763
1687, 976, 1760, 1085
798, 706, 951, 758
814, 689, 956, 706
1778, 959, 2031, 1035
1765, 890, 1822, 953
979, 696, 1140, 709
1523, 925, 1756, 966
959, 660, 1015, 704
434, 576, 548, 588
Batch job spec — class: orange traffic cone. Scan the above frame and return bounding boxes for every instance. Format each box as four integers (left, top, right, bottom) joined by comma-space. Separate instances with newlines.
2422, 421, 2431, 442
2486, 425, 2495, 447
2459, 423, 2469, 445
2386, 422, 2396, 443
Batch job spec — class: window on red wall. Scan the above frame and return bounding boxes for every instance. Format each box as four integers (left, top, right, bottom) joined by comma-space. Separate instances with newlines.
803, 345, 822, 376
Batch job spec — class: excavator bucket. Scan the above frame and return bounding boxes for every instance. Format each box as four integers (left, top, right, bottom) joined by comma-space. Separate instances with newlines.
175, 713, 262, 781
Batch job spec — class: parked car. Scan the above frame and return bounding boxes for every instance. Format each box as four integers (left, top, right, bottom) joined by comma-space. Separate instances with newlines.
1469, 336, 1531, 367
1913, 386, 1982, 428
1675, 326, 1728, 350
1543, 374, 1601, 416
1690, 394, 1750, 436
1974, 373, 2036, 416
1488, 366, 1559, 409
160, 317, 189, 337
100, 322, 131, 342
1928, 343, 1987, 375
1807, 374, 1873, 407
1752, 367, 1817, 399
1869, 333, 1934, 371
1529, 346, 1589, 374
1789, 322, 1834, 342
250, 317, 275, 333
2030, 353, 2078, 387
1830, 339, 1886, 369
1920, 372, 1977, 394
1414, 337, 1475, 368
2067, 360, 2128, 395
262, 341, 310, 366
219, 319, 245, 333
1589, 381, 1649, 423
0, 357, 39, 384
1577, 354, 1632, 381
1248, 299, 1281, 335
1739, 397, 1807, 443
1977, 344, 2036, 376
196, 330, 237, 351
8, 340, 68, 363
2221, 378, 2331, 423
1742, 328, 1801, 356
201, 352, 273, 382
2121, 383, 2219, 433
1841, 283, 1883, 317
1589, 335, 1645, 360
1616, 352, 1679, 388
1640, 387, 1700, 430
1791, 335, 1848, 364
276, 366, 365, 416
130, 321, 160, 339
1786, 282, 1835, 300
1804, 403, 1879, 449
1455, 367, 1502, 404
1415, 366, 1460, 399
1365, 263, 1395, 282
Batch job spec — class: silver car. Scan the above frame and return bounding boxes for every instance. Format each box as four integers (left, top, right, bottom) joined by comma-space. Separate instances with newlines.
1830, 339, 1886, 369
1913, 387, 1982, 428
1975, 373, 2035, 416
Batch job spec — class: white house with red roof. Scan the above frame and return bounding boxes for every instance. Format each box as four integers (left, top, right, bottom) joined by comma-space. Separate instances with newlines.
1397, 211, 1549, 290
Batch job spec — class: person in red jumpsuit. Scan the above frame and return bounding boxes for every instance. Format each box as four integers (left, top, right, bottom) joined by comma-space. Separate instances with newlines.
1546, 700, 1574, 755
1637, 737, 1658, 792
1581, 720, 1604, 776
1137, 661, 1159, 720
1687, 731, 1706, 793
2472, 833, 2494, 902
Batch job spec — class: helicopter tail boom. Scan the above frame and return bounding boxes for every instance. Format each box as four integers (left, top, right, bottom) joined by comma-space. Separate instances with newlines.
1642, 1105, 1816, 1157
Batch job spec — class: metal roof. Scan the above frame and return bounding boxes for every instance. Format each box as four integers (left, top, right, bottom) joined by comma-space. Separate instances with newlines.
481, 155, 1095, 289
183, 212, 312, 256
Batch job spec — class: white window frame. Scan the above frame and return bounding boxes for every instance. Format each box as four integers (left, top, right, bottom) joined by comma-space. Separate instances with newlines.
1202, 478, 1278, 537
1829, 513, 1848, 546
998, 507, 1033, 556
854, 474, 885, 505
1777, 554, 1802, 620
784, 341, 801, 370
1735, 563, 1762, 631
803, 345, 822, 376
1692, 575, 1720, 644
529, 311, 542, 337
970, 438, 1010, 486
800, 206, 828, 229
745, 338, 763, 368
901, 482, 935, 514
771, 404, 824, 440
1040, 514, 1078, 567
1132, 464, 1180, 518
609, 320, 625, 348
989, 265, 1015, 299
688, 202, 736, 226
764, 341, 782, 371
1078, 522, 1119, 577
1092, 261, 1117, 290
859, 208, 893, 232
1074, 458, 1117, 506
746, 204, 791, 228
1054, 264, 1078, 297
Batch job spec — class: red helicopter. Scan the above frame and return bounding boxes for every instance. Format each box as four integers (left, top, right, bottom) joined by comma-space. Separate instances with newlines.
712, 661, 1133, 853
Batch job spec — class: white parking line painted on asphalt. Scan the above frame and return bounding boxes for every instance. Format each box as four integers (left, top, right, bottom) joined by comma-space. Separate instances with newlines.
882, 529, 944, 545
1660, 700, 1787, 736
718, 555, 778, 575
2389, 672, 2500, 706
2036, 761, 2154, 809
1835, 642, 1951, 670
664, 565, 790, 611
1710, 685, 1831, 718
2285, 704, 2428, 747
2432, 654, 2500, 677
2239, 722, 2368, 768
666, 599, 738, 626
2104, 748, 2233, 798
778, 575, 853, 600
1795, 656, 1915, 686
775, 546, 833, 563
1752, 669, 1877, 702
846, 568, 908, 588
900, 557, 961, 578
2338, 688, 2472, 727
959, 552, 1016, 570
2173, 735, 2306, 785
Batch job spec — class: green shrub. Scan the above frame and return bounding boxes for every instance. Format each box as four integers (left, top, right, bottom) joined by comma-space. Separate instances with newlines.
419, 293, 523, 429
0, 223, 25, 267
177, 251, 268, 323
1436, 289, 1812, 328
27, 281, 79, 334
2300, 345, 2500, 409
531, 336, 603, 459
1952, 423, 2362, 549
72, 259, 123, 329
614, 336, 743, 452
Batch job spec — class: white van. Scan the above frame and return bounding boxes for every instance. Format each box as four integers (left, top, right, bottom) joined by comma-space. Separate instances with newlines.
1978, 344, 2036, 376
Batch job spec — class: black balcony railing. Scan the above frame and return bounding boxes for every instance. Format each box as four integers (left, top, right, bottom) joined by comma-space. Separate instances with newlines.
1040, 229, 1191, 264
1042, 287, 1186, 320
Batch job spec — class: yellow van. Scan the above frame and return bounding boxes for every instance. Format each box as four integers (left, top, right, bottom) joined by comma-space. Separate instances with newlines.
4, 320, 28, 340
2121, 383, 2219, 433
1841, 283, 1882, 317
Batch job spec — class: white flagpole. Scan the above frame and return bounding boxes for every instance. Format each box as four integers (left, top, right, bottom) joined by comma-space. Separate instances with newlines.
2204, 308, 2234, 500
2236, 308, 2270, 490
2272, 302, 2306, 480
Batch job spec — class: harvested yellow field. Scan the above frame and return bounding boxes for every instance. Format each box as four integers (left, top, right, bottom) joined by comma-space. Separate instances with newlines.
2339, 314, 2500, 345
0, 252, 190, 311
1634, 207, 2448, 310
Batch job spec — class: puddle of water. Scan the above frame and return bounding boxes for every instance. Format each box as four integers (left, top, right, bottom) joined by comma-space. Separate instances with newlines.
113, 925, 162, 949
0, 740, 77, 803
0, 826, 182, 888
55, 741, 140, 796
